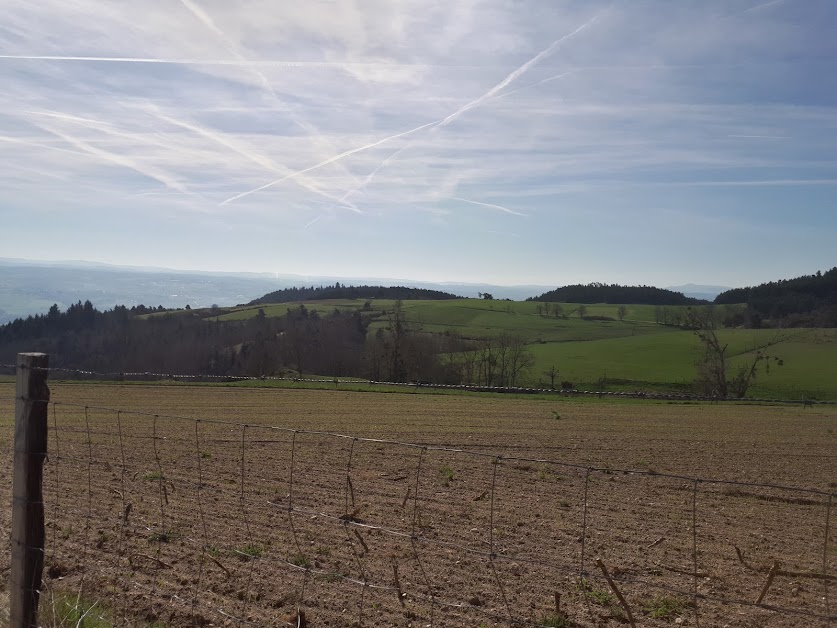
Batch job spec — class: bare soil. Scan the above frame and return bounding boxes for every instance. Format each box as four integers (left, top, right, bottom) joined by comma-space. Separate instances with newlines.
0, 383, 834, 627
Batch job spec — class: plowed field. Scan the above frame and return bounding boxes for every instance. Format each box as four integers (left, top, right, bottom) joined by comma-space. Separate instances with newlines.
1, 383, 834, 627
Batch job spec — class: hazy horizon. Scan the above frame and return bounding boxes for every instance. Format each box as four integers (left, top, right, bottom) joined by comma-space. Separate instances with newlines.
3, 255, 745, 291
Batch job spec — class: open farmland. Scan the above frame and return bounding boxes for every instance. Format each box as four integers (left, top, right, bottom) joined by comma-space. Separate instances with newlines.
168, 298, 837, 399
1, 383, 834, 627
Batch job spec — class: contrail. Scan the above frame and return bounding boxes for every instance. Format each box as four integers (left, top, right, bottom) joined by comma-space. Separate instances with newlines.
25, 110, 117, 127
35, 122, 195, 197
331, 21, 597, 202
222, 11, 604, 207
308, 199, 364, 212
0, 54, 460, 69
737, 0, 784, 15
220, 119, 439, 205
727, 134, 789, 139
0, 134, 91, 158
177, 0, 360, 188
0, 54, 379, 68
682, 179, 837, 187
439, 12, 603, 127
451, 197, 527, 216
496, 71, 576, 100
336, 144, 411, 205
303, 215, 322, 229
178, 0, 278, 99
150, 109, 361, 211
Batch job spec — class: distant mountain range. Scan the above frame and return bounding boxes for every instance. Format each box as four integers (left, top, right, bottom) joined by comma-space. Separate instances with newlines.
666, 284, 732, 301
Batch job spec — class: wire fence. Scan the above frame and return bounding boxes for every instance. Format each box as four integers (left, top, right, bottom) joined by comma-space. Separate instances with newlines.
1, 362, 834, 406
2, 361, 835, 627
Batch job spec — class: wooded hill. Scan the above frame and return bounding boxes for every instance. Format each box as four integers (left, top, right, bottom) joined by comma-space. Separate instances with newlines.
247, 283, 462, 305
714, 267, 837, 326
528, 283, 706, 305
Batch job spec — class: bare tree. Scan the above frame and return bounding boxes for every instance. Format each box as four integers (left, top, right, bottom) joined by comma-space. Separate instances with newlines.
544, 364, 559, 389
577, 304, 588, 318
502, 334, 535, 386
687, 307, 785, 398
616, 305, 627, 321
386, 300, 409, 381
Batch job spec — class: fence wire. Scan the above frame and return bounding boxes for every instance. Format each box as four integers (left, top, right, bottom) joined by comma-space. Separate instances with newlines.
1, 383, 834, 627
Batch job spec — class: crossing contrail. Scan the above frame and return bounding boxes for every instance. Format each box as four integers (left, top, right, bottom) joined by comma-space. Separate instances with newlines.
220, 10, 604, 207
219, 119, 439, 206
150, 109, 361, 211
328, 16, 599, 204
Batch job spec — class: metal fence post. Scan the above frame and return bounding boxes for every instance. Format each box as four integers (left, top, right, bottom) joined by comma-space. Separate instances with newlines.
11, 353, 50, 628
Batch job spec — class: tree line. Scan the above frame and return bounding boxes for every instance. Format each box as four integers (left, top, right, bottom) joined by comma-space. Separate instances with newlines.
714, 267, 837, 327
0, 300, 535, 386
247, 283, 462, 306
528, 283, 706, 305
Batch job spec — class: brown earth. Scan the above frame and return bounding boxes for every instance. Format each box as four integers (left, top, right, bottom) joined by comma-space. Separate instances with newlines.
0, 382, 835, 627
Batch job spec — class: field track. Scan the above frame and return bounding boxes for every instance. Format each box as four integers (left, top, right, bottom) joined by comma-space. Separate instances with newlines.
1, 383, 834, 627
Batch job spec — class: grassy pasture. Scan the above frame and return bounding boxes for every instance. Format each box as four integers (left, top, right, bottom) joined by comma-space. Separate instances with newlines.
147, 298, 837, 399
0, 383, 833, 627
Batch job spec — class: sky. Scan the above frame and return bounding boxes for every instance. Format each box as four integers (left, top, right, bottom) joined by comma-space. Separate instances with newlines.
1, 0, 835, 289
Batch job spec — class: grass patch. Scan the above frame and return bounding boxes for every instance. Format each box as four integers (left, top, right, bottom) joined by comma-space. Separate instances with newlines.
577, 577, 615, 605
537, 612, 575, 627
237, 544, 263, 559
148, 529, 177, 543
41, 593, 111, 628
643, 595, 687, 619
291, 554, 311, 568
143, 470, 164, 481
439, 465, 455, 486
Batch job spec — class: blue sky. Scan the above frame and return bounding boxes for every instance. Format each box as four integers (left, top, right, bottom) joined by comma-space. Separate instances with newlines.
1, 0, 835, 288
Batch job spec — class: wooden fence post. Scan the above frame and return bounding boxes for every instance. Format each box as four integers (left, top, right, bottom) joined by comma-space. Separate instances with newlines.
11, 353, 50, 628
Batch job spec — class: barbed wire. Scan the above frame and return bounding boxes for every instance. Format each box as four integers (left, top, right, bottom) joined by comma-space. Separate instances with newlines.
2, 361, 835, 405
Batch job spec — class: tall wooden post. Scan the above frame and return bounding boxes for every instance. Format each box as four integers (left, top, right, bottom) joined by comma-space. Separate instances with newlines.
11, 353, 50, 628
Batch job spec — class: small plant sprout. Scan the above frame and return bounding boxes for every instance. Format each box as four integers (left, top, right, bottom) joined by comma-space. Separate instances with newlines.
439, 465, 455, 486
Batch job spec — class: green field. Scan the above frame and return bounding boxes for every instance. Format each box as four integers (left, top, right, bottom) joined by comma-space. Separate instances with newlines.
178, 299, 837, 399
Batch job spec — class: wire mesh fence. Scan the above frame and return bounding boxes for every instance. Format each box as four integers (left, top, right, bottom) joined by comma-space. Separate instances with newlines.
1, 361, 835, 627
